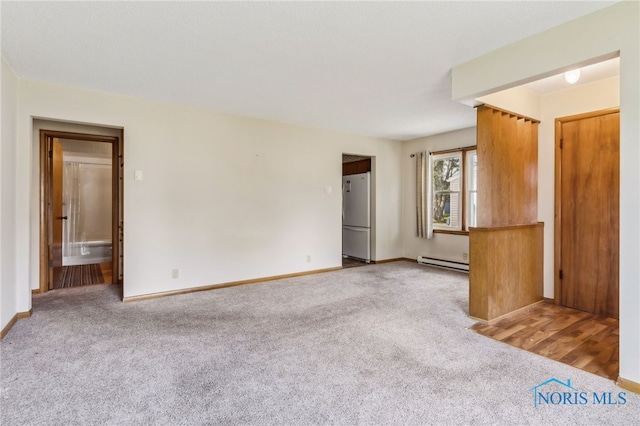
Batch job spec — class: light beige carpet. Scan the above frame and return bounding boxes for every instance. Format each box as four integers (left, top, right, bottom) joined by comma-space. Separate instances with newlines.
1, 262, 637, 425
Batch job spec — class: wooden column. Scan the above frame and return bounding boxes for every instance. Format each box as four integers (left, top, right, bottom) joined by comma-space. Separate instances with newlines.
470, 105, 542, 323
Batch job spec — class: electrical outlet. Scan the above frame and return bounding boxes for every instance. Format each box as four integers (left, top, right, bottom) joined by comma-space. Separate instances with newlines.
462, 253, 468, 261
306, 255, 311, 263
172, 269, 179, 279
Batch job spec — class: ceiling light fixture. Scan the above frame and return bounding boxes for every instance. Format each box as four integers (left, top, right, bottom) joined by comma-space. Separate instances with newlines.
564, 69, 581, 84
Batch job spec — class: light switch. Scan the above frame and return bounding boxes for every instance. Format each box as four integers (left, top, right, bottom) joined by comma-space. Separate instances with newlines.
134, 170, 143, 181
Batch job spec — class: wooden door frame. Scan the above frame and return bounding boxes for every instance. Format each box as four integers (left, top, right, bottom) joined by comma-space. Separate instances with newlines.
39, 130, 124, 294
553, 107, 620, 304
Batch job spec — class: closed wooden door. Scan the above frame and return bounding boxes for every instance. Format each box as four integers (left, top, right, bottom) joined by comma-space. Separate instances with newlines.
557, 110, 619, 318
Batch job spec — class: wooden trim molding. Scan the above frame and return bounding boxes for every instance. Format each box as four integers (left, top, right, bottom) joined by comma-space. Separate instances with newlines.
39, 131, 49, 293
554, 118, 562, 304
126, 259, 416, 303
429, 145, 477, 156
617, 376, 640, 394
1, 309, 33, 339
470, 300, 546, 326
434, 229, 469, 236
36, 130, 117, 143
470, 222, 543, 232
123, 266, 343, 303
370, 258, 409, 264
475, 103, 540, 123
374, 258, 418, 263
556, 107, 619, 124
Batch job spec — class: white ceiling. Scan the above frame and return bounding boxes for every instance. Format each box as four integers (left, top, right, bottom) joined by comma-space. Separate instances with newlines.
1, 1, 618, 141
523, 57, 619, 94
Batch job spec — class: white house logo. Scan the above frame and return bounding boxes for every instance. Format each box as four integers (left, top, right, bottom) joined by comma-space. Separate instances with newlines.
529, 378, 627, 407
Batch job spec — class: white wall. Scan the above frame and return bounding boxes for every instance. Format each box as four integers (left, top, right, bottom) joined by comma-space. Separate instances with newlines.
451, 1, 640, 384
478, 86, 541, 121
401, 127, 475, 262
1, 57, 19, 331
15, 80, 402, 301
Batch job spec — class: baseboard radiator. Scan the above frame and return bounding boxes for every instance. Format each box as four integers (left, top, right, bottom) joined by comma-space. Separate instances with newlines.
417, 256, 469, 273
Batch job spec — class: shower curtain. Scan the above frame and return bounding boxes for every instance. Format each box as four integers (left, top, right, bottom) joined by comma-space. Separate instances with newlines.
62, 162, 90, 258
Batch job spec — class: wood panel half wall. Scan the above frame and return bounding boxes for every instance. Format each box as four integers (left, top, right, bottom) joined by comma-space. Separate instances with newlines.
470, 104, 542, 323
470, 223, 543, 323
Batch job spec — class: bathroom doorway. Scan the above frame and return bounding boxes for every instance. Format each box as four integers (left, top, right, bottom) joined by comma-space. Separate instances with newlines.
39, 129, 123, 293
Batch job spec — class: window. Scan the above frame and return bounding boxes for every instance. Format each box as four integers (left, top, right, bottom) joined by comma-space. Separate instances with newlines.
466, 150, 478, 230
431, 148, 477, 232
432, 152, 462, 229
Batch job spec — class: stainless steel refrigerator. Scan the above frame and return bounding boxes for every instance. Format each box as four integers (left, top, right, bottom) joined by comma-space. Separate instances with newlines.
342, 172, 371, 262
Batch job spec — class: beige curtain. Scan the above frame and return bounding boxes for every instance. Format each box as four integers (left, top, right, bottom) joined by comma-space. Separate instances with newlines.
416, 151, 433, 239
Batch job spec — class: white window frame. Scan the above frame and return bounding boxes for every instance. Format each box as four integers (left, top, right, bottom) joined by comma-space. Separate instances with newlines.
466, 149, 478, 231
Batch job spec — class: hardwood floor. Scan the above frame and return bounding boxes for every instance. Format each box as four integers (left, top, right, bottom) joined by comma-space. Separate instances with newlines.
100, 262, 113, 284
470, 301, 619, 380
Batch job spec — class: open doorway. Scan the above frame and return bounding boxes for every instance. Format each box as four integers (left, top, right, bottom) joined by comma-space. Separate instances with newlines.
39, 129, 123, 295
342, 154, 372, 268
